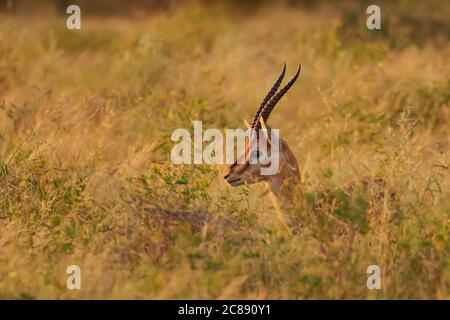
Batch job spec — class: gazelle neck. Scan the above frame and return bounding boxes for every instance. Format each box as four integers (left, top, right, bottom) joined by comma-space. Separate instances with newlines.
265, 139, 300, 206
264, 169, 300, 236
266, 172, 299, 204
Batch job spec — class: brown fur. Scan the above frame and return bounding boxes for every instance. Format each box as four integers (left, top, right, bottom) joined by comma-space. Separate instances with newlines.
223, 132, 301, 203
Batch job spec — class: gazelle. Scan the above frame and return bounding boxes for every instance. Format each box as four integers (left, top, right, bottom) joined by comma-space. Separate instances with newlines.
223, 64, 393, 235
223, 63, 301, 232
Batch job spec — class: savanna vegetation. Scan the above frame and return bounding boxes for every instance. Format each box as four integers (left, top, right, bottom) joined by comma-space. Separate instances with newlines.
0, 0, 449, 299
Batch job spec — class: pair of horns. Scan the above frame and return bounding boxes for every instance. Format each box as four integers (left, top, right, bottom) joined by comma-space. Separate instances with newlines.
251, 63, 301, 131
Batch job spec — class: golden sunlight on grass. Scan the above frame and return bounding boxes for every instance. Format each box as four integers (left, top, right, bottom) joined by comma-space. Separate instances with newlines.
0, 1, 449, 299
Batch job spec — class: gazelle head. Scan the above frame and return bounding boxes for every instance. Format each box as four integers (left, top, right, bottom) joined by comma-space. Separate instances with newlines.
224, 63, 301, 189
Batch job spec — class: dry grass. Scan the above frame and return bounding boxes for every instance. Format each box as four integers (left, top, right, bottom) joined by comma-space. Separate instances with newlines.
0, 1, 449, 299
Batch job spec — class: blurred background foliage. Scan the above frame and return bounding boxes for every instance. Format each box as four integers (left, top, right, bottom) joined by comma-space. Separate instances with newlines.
0, 0, 449, 299
2, 0, 449, 47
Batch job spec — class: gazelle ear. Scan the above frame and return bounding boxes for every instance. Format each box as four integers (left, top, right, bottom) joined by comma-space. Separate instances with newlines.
259, 116, 272, 144
243, 118, 251, 129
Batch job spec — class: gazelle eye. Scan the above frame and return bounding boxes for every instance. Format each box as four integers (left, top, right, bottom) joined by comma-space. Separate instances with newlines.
250, 150, 263, 162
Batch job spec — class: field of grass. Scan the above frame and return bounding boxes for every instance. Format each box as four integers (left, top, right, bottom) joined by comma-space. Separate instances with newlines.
0, 1, 449, 299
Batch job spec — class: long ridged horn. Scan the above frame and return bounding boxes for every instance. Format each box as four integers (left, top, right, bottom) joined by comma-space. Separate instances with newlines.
256, 64, 301, 129
251, 63, 286, 129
